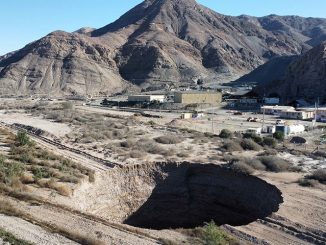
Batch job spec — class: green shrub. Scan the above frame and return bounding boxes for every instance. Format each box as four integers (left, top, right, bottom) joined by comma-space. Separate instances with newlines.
273, 131, 285, 141
0, 228, 33, 245
219, 129, 233, 139
15, 131, 30, 146
0, 155, 25, 184
263, 137, 277, 148
241, 139, 262, 151
201, 221, 236, 245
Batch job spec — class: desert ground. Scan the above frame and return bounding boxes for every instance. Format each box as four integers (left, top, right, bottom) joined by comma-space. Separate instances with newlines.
0, 98, 325, 245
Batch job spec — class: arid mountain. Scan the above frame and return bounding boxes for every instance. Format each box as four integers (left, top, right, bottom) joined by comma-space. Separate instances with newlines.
1, 0, 326, 96
0, 31, 132, 96
234, 56, 297, 86
254, 42, 326, 103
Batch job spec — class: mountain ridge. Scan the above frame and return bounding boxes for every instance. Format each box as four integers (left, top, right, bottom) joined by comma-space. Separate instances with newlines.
1, 0, 326, 96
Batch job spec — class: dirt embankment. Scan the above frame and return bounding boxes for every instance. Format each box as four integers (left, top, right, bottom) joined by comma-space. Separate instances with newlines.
70, 162, 283, 229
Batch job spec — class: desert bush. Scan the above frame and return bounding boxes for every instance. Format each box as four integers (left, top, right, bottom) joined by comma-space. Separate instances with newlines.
258, 156, 292, 172
120, 140, 136, 148
155, 135, 183, 144
230, 161, 254, 175
244, 158, 266, 171
240, 139, 262, 151
201, 221, 238, 245
31, 167, 51, 181
20, 173, 34, 184
298, 178, 319, 187
129, 151, 144, 159
177, 151, 190, 158
309, 169, 326, 184
59, 175, 79, 184
263, 137, 277, 148
243, 133, 263, 144
273, 131, 285, 141
222, 140, 243, 152
219, 129, 233, 139
54, 184, 72, 196
258, 149, 278, 156
312, 151, 326, 158
61, 101, 73, 110
0, 156, 25, 184
15, 131, 31, 146
0, 228, 33, 245
135, 139, 166, 155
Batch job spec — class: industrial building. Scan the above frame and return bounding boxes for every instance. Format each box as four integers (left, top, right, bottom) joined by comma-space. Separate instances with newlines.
128, 95, 165, 103
174, 91, 222, 104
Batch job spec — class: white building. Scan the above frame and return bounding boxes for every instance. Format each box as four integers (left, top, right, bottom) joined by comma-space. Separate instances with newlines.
128, 95, 165, 103
261, 106, 295, 115
280, 110, 315, 120
288, 124, 305, 134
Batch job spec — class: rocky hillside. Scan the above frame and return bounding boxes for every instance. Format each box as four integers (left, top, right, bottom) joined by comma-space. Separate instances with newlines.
1, 0, 326, 96
254, 42, 326, 103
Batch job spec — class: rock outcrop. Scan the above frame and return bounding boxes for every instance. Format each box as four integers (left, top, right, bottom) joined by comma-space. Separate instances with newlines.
1, 0, 326, 96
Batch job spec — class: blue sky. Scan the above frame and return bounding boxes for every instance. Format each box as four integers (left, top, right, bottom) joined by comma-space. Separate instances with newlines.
1, 0, 326, 55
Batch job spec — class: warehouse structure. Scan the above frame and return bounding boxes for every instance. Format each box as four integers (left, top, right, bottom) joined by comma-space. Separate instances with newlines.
174, 91, 222, 104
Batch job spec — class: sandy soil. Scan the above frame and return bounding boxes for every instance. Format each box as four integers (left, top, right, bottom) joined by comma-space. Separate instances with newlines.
233, 172, 326, 245
0, 197, 162, 245
0, 111, 71, 137
0, 214, 78, 245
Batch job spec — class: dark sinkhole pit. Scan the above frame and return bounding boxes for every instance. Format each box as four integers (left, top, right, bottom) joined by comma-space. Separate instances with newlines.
124, 163, 283, 230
